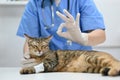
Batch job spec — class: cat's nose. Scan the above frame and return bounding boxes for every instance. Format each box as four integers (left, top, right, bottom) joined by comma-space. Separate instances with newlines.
38, 51, 43, 56
39, 51, 43, 54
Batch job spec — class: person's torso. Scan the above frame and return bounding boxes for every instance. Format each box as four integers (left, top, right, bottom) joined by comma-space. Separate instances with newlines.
36, 0, 92, 50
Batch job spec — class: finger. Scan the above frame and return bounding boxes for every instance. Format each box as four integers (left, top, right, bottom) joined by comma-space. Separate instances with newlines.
57, 23, 70, 38
57, 23, 66, 35
63, 9, 74, 22
76, 13, 80, 26
58, 32, 69, 38
56, 11, 68, 22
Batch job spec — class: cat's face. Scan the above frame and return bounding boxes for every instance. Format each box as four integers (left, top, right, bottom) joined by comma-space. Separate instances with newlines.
25, 34, 52, 58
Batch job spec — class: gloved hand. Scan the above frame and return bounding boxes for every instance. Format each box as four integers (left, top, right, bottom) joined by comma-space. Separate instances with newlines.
56, 9, 88, 45
21, 52, 38, 68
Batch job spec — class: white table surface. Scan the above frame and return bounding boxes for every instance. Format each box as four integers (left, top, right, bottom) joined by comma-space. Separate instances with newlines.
0, 67, 120, 80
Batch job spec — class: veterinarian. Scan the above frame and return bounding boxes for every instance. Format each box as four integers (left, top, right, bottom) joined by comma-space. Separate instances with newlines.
16, 0, 106, 66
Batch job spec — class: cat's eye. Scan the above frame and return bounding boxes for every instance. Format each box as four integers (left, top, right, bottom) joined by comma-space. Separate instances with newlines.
34, 49, 37, 52
42, 42, 47, 46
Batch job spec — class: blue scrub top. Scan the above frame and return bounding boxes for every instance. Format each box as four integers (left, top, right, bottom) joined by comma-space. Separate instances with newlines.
17, 0, 105, 50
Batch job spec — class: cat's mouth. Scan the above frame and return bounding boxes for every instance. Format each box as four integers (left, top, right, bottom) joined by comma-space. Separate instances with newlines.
35, 51, 44, 57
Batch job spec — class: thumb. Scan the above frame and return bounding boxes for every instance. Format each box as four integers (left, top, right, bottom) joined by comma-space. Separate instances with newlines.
57, 32, 69, 38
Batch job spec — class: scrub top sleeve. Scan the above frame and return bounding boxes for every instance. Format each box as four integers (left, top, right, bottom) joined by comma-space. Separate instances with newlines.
16, 0, 40, 38
79, 0, 105, 32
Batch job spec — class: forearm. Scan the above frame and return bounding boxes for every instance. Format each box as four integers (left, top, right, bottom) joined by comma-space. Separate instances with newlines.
23, 40, 30, 59
23, 40, 29, 54
87, 29, 106, 46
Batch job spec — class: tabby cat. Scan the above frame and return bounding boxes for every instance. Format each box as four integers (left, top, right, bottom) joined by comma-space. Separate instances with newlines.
20, 35, 120, 76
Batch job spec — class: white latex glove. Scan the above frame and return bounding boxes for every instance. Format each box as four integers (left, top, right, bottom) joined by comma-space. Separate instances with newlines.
56, 9, 88, 45
21, 52, 38, 68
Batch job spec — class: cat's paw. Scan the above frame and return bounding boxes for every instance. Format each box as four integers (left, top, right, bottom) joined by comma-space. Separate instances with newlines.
101, 67, 110, 76
101, 67, 120, 76
20, 67, 35, 74
107, 62, 120, 76
108, 68, 120, 76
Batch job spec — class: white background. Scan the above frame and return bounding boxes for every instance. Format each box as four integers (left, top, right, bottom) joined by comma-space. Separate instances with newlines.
0, 0, 120, 67
94, 0, 120, 47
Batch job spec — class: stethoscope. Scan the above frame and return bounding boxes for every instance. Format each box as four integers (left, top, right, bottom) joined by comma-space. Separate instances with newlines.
41, 0, 72, 46
41, 0, 70, 29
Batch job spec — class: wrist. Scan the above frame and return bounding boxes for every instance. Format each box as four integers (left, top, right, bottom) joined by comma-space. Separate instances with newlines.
79, 33, 88, 46
67, 33, 89, 46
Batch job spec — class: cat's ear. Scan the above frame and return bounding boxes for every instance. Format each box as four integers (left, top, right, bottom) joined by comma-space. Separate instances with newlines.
44, 36, 52, 43
24, 34, 32, 40
46, 35, 53, 41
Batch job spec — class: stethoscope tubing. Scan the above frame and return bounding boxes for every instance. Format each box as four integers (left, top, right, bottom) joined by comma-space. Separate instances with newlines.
41, 0, 70, 29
